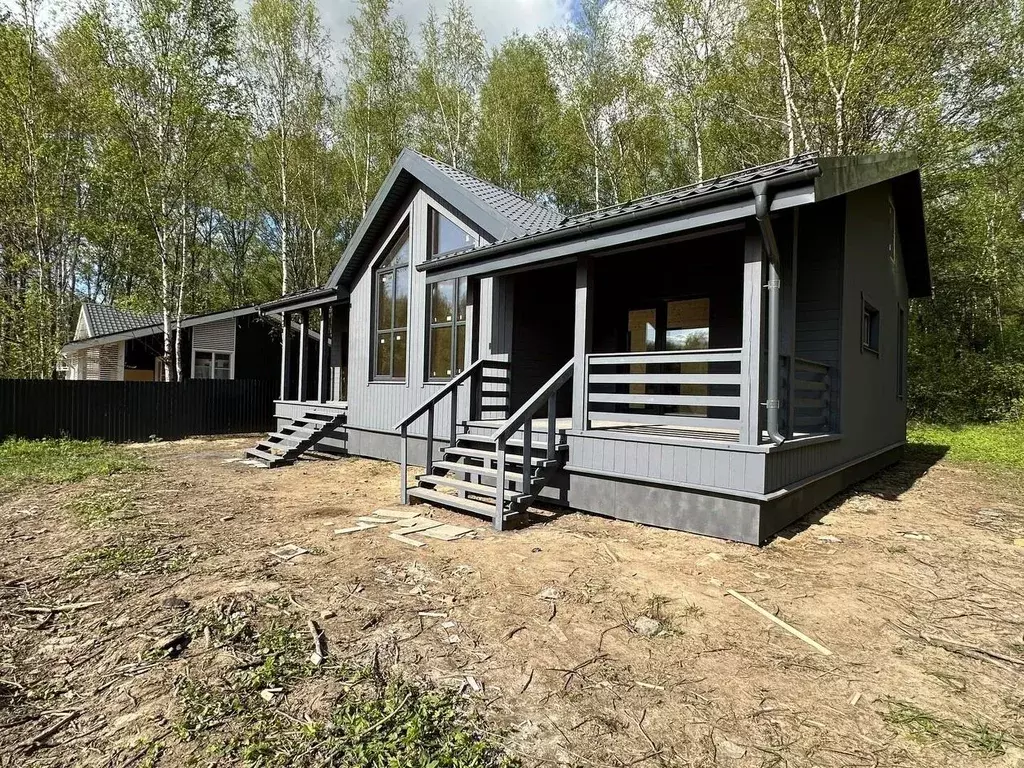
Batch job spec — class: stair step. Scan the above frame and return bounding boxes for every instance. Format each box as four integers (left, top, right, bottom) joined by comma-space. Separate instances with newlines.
416, 474, 519, 501
457, 433, 568, 452
280, 425, 316, 437
444, 447, 551, 466
433, 460, 525, 483
267, 432, 303, 444
407, 487, 501, 519
246, 447, 291, 465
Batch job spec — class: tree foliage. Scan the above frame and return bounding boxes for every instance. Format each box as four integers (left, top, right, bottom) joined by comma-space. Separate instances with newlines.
0, 0, 1020, 420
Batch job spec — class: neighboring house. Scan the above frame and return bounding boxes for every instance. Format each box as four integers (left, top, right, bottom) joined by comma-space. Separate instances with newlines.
249, 149, 930, 545
61, 303, 319, 392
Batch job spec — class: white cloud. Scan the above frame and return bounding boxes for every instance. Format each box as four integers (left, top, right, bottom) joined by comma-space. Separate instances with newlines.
318, 0, 573, 51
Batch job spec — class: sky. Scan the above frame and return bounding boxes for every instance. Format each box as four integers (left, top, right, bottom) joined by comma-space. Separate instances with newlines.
1, 0, 578, 47
316, 0, 576, 48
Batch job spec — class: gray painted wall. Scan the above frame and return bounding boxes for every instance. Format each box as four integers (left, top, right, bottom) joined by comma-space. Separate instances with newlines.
345, 186, 496, 437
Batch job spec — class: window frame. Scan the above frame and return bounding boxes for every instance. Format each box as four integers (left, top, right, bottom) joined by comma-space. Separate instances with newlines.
425, 276, 468, 382
192, 349, 234, 380
427, 205, 478, 261
371, 219, 411, 383
861, 293, 880, 356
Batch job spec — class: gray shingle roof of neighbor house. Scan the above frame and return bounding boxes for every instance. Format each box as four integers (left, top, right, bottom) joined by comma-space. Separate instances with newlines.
82, 303, 165, 338
421, 152, 932, 299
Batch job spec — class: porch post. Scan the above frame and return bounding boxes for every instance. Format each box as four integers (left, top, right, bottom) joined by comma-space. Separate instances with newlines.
465, 277, 480, 420
297, 309, 309, 401
330, 304, 346, 401
279, 311, 292, 401
740, 224, 765, 444
784, 210, 799, 437
317, 306, 330, 403
572, 256, 594, 431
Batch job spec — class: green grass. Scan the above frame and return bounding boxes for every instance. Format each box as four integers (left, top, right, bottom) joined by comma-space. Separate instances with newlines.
172, 610, 516, 767
908, 421, 1024, 469
882, 699, 1011, 756
0, 438, 147, 493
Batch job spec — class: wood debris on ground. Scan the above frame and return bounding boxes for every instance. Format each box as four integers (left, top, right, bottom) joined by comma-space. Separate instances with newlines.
330, 508, 476, 547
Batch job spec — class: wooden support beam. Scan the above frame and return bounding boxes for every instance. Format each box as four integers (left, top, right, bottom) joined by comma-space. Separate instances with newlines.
330, 304, 346, 401
739, 225, 765, 444
280, 311, 292, 401
317, 307, 329, 403
297, 310, 309, 401
571, 256, 594, 431
466, 277, 480, 419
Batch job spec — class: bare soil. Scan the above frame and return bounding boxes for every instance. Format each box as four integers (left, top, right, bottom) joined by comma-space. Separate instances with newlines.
3, 436, 1024, 767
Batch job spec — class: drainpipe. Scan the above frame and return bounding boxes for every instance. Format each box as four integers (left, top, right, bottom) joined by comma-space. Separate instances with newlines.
753, 182, 786, 446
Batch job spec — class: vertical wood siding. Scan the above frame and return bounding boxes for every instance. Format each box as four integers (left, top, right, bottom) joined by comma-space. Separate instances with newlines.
0, 379, 275, 442
346, 188, 494, 436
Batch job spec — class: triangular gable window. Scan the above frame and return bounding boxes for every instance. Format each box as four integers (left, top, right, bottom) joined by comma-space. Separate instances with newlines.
429, 207, 476, 259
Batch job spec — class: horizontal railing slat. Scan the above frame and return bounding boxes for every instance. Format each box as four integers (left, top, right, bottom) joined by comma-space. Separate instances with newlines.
588, 410, 740, 431
589, 393, 742, 408
588, 349, 742, 365
589, 373, 742, 386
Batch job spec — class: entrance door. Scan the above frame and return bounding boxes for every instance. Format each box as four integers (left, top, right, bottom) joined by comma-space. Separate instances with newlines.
625, 298, 710, 413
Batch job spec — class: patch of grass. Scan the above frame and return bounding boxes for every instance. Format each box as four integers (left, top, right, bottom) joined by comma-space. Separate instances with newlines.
173, 611, 516, 767
882, 699, 1010, 756
72, 540, 189, 577
0, 438, 146, 493
908, 421, 1024, 469
67, 487, 136, 525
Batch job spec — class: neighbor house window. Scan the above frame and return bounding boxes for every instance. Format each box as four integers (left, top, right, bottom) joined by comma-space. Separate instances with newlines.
862, 295, 880, 355
373, 225, 410, 380
427, 277, 467, 380
897, 304, 906, 398
428, 207, 475, 259
194, 351, 232, 379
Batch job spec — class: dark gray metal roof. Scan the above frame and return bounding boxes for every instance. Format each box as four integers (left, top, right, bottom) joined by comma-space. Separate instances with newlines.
416, 153, 563, 234
82, 303, 165, 338
419, 151, 931, 298
324, 148, 561, 289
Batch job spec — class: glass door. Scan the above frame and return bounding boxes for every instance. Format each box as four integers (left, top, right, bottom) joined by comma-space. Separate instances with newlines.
665, 299, 710, 416
627, 308, 657, 408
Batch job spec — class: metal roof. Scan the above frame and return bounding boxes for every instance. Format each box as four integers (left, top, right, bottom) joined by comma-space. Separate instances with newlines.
324, 148, 562, 290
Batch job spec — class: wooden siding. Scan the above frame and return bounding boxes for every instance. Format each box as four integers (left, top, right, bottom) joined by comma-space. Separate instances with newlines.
346, 187, 495, 437
795, 198, 844, 369
565, 432, 767, 494
1, 379, 275, 442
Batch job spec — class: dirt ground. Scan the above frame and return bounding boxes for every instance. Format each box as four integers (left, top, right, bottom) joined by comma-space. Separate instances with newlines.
3, 436, 1024, 767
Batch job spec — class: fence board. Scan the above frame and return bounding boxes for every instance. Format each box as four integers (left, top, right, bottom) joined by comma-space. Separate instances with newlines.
0, 379, 275, 443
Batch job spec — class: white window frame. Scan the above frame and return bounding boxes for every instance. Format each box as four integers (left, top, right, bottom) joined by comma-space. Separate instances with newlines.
192, 348, 235, 380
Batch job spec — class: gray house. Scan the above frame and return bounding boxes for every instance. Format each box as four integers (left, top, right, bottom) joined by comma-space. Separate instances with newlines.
249, 149, 930, 545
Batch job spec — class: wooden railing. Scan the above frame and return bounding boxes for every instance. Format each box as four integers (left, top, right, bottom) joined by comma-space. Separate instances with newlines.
394, 358, 511, 503
585, 348, 743, 435
789, 357, 833, 434
490, 359, 574, 526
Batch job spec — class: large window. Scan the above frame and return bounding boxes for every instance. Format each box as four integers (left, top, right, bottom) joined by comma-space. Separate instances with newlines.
194, 350, 232, 380
374, 226, 410, 380
427, 277, 467, 380
428, 207, 475, 259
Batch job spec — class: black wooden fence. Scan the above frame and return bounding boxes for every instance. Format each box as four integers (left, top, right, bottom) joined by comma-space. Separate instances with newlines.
0, 379, 276, 442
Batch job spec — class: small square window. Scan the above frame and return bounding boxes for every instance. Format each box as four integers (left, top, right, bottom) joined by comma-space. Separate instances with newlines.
862, 296, 880, 355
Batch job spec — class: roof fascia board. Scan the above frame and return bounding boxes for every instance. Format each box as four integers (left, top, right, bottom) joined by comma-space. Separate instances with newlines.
422, 185, 814, 284
259, 287, 349, 314
814, 153, 919, 200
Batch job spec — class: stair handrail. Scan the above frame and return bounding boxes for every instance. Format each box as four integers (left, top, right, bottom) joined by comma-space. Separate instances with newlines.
490, 358, 574, 532
395, 357, 508, 505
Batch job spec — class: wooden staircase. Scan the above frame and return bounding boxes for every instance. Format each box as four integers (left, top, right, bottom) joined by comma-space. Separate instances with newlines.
407, 427, 568, 527
246, 408, 346, 467
396, 357, 573, 530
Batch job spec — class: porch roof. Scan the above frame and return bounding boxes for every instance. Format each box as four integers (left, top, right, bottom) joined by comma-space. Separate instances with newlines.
257, 285, 348, 315
419, 152, 931, 298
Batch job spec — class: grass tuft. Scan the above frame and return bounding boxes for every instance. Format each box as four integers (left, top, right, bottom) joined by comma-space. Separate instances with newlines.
0, 438, 146, 493
908, 422, 1024, 469
882, 698, 1010, 756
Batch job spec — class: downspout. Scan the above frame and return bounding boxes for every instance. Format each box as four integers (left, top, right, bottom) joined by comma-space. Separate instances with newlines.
753, 182, 786, 445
